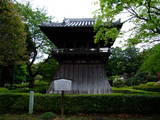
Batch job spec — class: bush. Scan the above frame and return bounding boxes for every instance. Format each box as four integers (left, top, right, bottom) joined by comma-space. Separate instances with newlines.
112, 76, 125, 87
125, 77, 143, 86
0, 93, 160, 114
0, 88, 9, 93
133, 82, 160, 92
40, 112, 56, 120
124, 72, 158, 86
7, 80, 49, 93
146, 82, 156, 86
124, 72, 148, 86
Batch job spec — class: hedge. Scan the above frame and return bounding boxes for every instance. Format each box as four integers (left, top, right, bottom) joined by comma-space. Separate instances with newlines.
0, 93, 160, 114
133, 82, 160, 92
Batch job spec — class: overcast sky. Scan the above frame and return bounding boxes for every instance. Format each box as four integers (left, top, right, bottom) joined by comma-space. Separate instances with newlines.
18, 0, 99, 21
17, 0, 133, 47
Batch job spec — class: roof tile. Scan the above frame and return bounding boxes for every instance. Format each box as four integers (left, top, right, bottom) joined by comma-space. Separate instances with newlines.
40, 18, 121, 28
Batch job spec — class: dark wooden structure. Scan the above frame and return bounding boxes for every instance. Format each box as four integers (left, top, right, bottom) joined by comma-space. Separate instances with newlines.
40, 18, 122, 94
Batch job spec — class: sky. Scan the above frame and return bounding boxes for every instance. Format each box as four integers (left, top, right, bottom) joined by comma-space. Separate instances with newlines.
17, 0, 133, 48
18, 0, 99, 21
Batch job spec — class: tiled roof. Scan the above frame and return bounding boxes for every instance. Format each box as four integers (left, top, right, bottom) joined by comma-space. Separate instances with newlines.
40, 18, 121, 27
41, 18, 95, 27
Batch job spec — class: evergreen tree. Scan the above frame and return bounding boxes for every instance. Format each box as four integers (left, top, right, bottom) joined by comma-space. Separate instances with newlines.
0, 0, 27, 87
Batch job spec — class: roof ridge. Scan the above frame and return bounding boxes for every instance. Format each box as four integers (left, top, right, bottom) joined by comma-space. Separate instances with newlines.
64, 18, 95, 22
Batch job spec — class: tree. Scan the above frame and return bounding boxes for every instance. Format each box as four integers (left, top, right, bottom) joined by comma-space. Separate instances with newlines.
0, 0, 26, 87
107, 47, 146, 86
15, 64, 28, 83
38, 58, 59, 82
140, 44, 160, 79
94, 0, 160, 45
107, 47, 143, 77
15, 2, 54, 87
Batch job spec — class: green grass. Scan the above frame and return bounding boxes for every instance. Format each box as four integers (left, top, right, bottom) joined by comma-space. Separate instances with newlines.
0, 114, 160, 120
111, 86, 160, 95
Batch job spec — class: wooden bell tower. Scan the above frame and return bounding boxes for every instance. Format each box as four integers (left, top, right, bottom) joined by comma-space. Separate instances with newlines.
40, 18, 122, 94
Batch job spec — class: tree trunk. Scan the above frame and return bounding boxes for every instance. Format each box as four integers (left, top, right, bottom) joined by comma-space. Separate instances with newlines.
0, 68, 5, 87
28, 76, 35, 88
27, 62, 35, 88
10, 65, 16, 89
0, 66, 9, 87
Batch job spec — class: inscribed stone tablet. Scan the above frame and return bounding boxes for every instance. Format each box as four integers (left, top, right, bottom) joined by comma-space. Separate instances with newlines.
54, 79, 72, 91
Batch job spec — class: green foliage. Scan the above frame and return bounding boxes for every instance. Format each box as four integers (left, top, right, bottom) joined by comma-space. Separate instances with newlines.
111, 76, 125, 87
14, 2, 54, 87
133, 82, 160, 92
0, 93, 160, 114
0, 87, 9, 93
0, 0, 26, 65
15, 64, 28, 83
146, 82, 156, 86
112, 86, 159, 94
95, 0, 160, 45
12, 80, 49, 93
39, 58, 59, 82
107, 47, 143, 76
0, 114, 38, 120
40, 112, 56, 120
94, 27, 119, 45
125, 77, 143, 86
35, 75, 43, 81
140, 45, 160, 74
15, 2, 53, 55
32, 80, 49, 93
124, 72, 153, 86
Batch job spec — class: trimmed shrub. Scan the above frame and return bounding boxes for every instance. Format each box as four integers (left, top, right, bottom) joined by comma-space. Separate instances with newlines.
40, 112, 56, 120
133, 82, 160, 92
0, 93, 29, 113
112, 76, 125, 87
0, 88, 9, 93
0, 93, 160, 114
6, 81, 49, 93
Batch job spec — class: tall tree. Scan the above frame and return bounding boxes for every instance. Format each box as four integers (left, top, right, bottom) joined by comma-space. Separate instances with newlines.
0, 0, 26, 87
94, 0, 160, 45
38, 58, 59, 82
14, 2, 54, 88
140, 44, 160, 79
107, 47, 143, 77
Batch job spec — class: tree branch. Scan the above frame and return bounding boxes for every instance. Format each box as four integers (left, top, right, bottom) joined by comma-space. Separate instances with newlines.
32, 55, 51, 77
146, 0, 152, 20
35, 40, 44, 49
122, 16, 135, 23
150, 6, 160, 11
149, 39, 160, 43
150, 11, 160, 15
28, 49, 37, 67
129, 7, 149, 21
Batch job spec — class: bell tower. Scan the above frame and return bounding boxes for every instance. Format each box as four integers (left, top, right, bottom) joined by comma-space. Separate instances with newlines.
40, 18, 122, 94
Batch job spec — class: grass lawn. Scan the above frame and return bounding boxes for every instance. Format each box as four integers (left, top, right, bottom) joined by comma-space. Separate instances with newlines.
111, 86, 160, 95
0, 114, 160, 120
